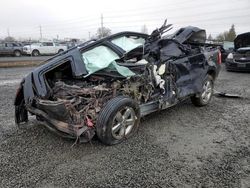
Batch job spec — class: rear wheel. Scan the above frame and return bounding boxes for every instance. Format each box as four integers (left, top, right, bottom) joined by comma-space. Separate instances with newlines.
96, 96, 140, 145
14, 50, 21, 57
191, 75, 214, 106
58, 49, 64, 54
32, 50, 40, 56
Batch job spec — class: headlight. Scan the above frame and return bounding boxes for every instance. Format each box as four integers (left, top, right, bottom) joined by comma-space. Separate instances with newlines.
227, 53, 234, 59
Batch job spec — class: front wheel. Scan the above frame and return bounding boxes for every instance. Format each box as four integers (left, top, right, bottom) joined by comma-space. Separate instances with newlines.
191, 75, 214, 107
96, 96, 141, 145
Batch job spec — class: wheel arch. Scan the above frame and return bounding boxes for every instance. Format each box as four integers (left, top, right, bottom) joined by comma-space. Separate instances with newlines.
207, 69, 216, 80
14, 49, 21, 53
13, 49, 22, 56
58, 49, 64, 53
96, 96, 141, 145
32, 49, 40, 53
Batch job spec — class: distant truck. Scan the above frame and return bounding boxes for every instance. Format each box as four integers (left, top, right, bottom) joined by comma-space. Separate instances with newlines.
23, 42, 67, 56
0, 42, 23, 57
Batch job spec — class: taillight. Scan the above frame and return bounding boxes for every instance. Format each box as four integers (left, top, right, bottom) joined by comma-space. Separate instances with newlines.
15, 85, 22, 98
218, 50, 222, 64
15, 79, 24, 100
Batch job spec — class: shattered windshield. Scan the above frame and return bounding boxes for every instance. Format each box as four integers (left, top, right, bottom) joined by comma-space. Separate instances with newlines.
81, 45, 135, 77
111, 36, 145, 52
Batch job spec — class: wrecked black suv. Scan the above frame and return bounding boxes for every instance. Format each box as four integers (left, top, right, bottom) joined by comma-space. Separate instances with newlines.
15, 20, 221, 145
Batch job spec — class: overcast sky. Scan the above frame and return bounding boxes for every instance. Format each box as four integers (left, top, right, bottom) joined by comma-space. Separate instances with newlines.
0, 0, 249, 40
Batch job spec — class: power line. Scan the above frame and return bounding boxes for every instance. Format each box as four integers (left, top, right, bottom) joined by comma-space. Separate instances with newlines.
104, 0, 245, 18
8, 18, 249, 39
2, 2, 249, 39
11, 12, 248, 36
102, 10, 250, 28
7, 3, 249, 35
8, 0, 245, 30
104, 7, 250, 23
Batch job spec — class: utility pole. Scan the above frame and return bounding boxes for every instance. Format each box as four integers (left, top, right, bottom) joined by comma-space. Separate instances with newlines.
88, 31, 91, 40
7, 28, 10, 37
101, 14, 104, 38
39, 25, 42, 40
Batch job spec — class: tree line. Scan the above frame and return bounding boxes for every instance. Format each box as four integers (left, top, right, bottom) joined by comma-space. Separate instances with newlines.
208, 24, 236, 42
1, 24, 237, 42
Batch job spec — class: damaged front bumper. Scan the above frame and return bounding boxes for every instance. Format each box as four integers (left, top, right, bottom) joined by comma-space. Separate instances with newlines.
225, 60, 250, 72
15, 81, 96, 142
26, 102, 95, 142
14, 73, 109, 142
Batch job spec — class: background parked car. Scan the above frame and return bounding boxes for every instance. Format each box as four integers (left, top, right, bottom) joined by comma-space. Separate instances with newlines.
0, 42, 23, 57
225, 32, 250, 71
23, 42, 67, 56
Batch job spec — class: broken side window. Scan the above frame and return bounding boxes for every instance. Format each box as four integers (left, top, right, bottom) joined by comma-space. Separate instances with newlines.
82, 45, 119, 75
111, 36, 145, 52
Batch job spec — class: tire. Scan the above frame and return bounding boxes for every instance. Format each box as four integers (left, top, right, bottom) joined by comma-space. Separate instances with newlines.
14, 50, 21, 57
96, 96, 141, 145
58, 49, 64, 54
15, 99, 28, 124
32, 50, 40, 56
191, 75, 214, 107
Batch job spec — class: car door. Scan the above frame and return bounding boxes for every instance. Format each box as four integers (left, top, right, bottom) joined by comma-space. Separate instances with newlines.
39, 43, 47, 54
46, 42, 55, 54
40, 42, 53, 54
173, 53, 206, 98
5, 43, 14, 54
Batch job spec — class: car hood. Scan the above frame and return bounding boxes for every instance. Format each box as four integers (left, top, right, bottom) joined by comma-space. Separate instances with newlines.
233, 47, 250, 62
171, 26, 206, 44
234, 32, 250, 49
237, 47, 250, 52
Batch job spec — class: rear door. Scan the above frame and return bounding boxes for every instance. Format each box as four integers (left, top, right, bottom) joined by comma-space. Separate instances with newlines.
47, 42, 56, 54
39, 43, 47, 54
173, 53, 206, 98
40, 42, 54, 54
5, 43, 14, 54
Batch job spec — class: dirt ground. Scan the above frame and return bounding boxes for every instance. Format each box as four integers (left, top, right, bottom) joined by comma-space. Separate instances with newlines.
0, 65, 249, 188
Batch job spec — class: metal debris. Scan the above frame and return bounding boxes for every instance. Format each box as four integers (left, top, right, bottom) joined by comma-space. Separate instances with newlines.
213, 89, 242, 98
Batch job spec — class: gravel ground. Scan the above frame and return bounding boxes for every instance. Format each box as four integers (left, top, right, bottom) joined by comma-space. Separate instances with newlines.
0, 65, 249, 188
